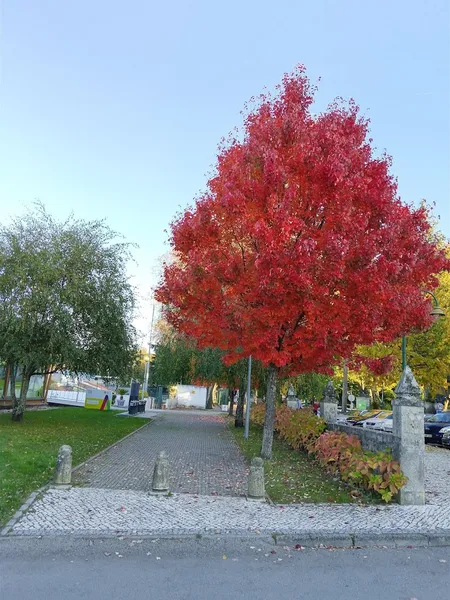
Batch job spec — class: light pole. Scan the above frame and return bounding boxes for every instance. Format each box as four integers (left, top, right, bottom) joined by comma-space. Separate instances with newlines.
143, 302, 156, 403
401, 291, 445, 370
244, 355, 252, 439
342, 359, 348, 414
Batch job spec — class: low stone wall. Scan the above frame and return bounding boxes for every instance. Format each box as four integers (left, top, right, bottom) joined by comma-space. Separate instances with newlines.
328, 422, 395, 454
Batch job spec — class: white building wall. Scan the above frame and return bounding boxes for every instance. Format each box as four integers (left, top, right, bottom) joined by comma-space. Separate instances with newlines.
170, 385, 207, 409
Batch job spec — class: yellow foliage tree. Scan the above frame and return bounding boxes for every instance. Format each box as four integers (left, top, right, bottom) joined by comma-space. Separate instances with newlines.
341, 269, 450, 401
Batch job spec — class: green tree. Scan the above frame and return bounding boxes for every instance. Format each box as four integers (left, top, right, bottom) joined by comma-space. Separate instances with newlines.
0, 204, 138, 421
152, 320, 267, 421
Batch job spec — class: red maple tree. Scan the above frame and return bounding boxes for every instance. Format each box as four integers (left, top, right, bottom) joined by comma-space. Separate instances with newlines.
156, 66, 449, 458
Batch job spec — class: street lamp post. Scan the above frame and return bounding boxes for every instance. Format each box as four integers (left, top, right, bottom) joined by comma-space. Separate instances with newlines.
342, 359, 348, 414
244, 355, 252, 439
401, 291, 445, 370
143, 302, 156, 402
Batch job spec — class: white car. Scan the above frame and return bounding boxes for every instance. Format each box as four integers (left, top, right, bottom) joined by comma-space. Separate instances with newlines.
373, 414, 393, 432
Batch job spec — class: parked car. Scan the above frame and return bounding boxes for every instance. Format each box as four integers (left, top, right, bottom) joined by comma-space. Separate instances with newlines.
441, 426, 450, 448
354, 411, 392, 429
373, 414, 393, 432
336, 409, 367, 422
424, 412, 450, 445
346, 410, 382, 425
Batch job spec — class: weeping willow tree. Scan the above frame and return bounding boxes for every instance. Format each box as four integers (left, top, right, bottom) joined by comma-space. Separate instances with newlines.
0, 204, 138, 421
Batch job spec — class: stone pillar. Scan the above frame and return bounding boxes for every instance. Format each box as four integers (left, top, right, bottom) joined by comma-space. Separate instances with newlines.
248, 457, 265, 501
286, 384, 298, 409
54, 445, 72, 487
150, 451, 170, 495
320, 380, 338, 424
393, 367, 425, 506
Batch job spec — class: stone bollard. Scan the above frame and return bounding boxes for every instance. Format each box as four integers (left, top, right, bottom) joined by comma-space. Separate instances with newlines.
150, 451, 170, 495
393, 367, 425, 505
247, 457, 265, 501
320, 380, 338, 424
53, 445, 72, 488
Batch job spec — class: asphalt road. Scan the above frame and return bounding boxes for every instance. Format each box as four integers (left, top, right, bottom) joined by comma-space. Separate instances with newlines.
1, 536, 450, 600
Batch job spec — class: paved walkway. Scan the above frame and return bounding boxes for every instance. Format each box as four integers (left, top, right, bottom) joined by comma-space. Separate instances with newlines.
9, 488, 450, 544
72, 410, 249, 496
425, 445, 450, 504
5, 412, 450, 546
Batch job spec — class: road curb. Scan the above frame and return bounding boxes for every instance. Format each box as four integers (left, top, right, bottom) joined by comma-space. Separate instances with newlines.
3, 529, 450, 548
0, 486, 48, 536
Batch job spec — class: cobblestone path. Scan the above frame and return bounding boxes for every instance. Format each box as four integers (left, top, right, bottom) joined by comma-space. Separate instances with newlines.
425, 445, 450, 504
72, 411, 249, 496
10, 487, 450, 538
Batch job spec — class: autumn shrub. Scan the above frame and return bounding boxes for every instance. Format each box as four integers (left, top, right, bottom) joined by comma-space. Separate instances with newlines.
275, 405, 326, 452
314, 432, 407, 503
251, 403, 266, 426
250, 405, 407, 502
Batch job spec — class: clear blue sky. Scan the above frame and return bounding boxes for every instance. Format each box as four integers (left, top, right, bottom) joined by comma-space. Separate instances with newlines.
1, 0, 449, 337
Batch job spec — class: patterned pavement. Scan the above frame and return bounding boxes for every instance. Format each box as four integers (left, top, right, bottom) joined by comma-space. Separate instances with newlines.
425, 445, 450, 505
10, 487, 450, 541
72, 410, 249, 496
6, 412, 450, 542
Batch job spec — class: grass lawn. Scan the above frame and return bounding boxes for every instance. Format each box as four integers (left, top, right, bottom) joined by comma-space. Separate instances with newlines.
0, 407, 145, 525
230, 423, 376, 504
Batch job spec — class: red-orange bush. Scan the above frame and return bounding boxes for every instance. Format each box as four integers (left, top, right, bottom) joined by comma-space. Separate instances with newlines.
314, 432, 407, 503
275, 405, 326, 452
250, 406, 406, 502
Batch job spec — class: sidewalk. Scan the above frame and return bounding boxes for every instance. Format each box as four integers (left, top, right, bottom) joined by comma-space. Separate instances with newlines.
72, 410, 248, 496
7, 487, 450, 547
4, 411, 450, 547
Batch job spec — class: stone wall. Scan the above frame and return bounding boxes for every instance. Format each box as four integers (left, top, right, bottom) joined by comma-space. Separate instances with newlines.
321, 366, 425, 505
328, 422, 395, 454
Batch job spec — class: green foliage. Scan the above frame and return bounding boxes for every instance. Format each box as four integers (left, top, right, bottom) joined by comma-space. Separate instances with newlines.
152, 320, 268, 395
282, 373, 329, 400
0, 407, 144, 524
0, 204, 138, 419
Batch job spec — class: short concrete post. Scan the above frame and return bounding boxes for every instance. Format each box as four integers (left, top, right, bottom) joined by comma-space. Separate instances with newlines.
320, 380, 338, 424
393, 367, 425, 505
248, 457, 265, 501
151, 451, 170, 495
54, 445, 72, 488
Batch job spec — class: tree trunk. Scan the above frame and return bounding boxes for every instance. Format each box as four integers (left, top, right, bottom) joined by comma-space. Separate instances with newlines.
12, 369, 31, 422
235, 382, 245, 427
370, 387, 380, 409
261, 364, 278, 459
205, 386, 213, 409
228, 388, 235, 417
